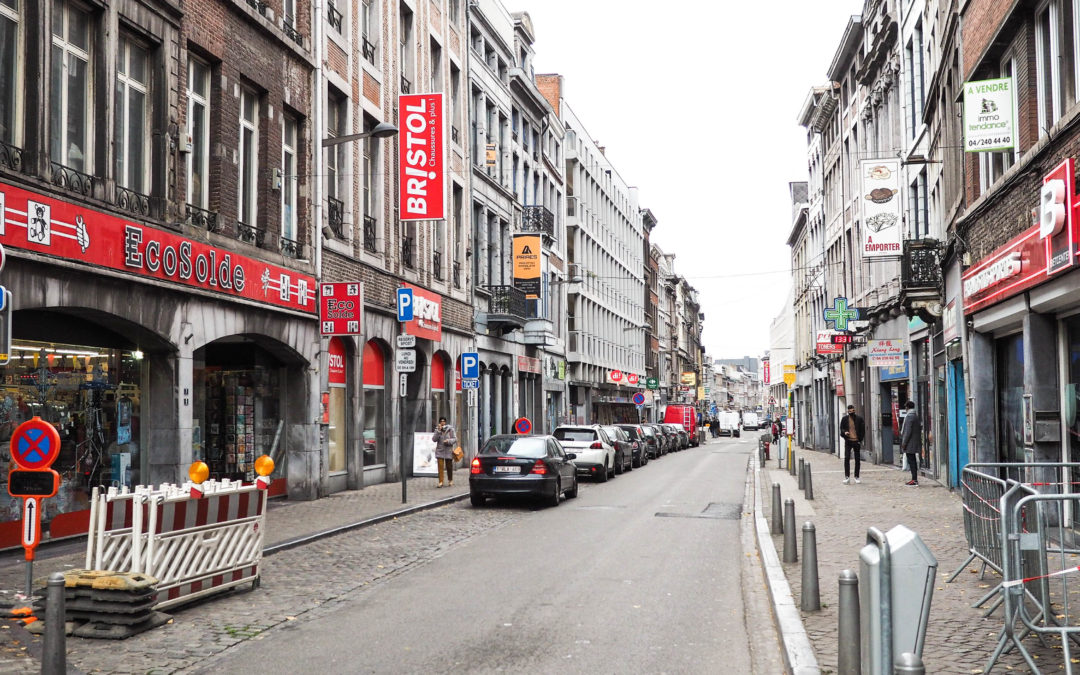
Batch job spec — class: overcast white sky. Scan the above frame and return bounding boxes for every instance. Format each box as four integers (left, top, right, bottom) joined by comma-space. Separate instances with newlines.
525, 1, 862, 361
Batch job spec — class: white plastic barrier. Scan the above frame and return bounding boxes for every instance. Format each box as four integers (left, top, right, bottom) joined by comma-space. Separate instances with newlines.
85, 477, 268, 610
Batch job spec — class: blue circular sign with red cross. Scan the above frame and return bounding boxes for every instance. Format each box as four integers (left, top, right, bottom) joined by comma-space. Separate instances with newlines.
11, 417, 61, 471
632, 392, 646, 405
514, 417, 532, 435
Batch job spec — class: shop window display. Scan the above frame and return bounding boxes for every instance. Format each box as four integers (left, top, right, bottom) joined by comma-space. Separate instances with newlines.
0, 340, 142, 523
200, 368, 281, 481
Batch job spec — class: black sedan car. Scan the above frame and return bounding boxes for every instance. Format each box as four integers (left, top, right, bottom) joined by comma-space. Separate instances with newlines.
601, 425, 635, 474
469, 434, 579, 507
616, 424, 653, 467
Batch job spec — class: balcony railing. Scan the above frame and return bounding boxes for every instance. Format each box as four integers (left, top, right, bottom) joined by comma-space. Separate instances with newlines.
236, 221, 265, 247
401, 75, 411, 94
51, 162, 94, 197
0, 140, 25, 173
363, 215, 377, 253
362, 35, 376, 61
185, 203, 220, 232
280, 236, 302, 258
453, 261, 462, 288
521, 205, 555, 239
282, 17, 303, 46
402, 236, 415, 268
901, 239, 942, 291
433, 250, 443, 280
484, 285, 527, 323
245, 0, 268, 16
115, 185, 151, 217
326, 2, 342, 31
327, 196, 344, 238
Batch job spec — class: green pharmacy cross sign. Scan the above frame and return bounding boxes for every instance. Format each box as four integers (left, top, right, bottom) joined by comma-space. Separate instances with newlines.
824, 297, 859, 332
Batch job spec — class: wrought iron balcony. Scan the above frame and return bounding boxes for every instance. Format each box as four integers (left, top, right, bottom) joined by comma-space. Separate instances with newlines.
433, 250, 443, 280
453, 261, 462, 288
363, 215, 377, 253
0, 140, 25, 173
521, 205, 555, 239
326, 2, 342, 31
282, 17, 303, 46
280, 236, 302, 258
402, 236, 415, 268
362, 35, 376, 62
115, 185, 151, 217
401, 75, 411, 94
236, 221, 265, 247
327, 196, 344, 238
186, 203, 220, 232
50, 162, 94, 197
900, 238, 944, 322
481, 285, 527, 332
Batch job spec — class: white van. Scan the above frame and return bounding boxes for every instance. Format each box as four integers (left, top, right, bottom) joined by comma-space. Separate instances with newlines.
742, 411, 760, 431
717, 411, 741, 437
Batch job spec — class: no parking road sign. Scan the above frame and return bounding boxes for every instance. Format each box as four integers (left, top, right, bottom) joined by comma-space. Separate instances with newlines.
632, 392, 646, 405
514, 417, 532, 435
11, 417, 60, 471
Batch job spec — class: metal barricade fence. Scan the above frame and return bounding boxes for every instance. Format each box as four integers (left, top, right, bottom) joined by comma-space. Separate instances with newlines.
85, 479, 266, 610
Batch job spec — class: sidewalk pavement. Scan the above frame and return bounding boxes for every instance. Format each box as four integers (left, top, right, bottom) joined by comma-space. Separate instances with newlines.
0, 468, 471, 672
755, 442, 1057, 674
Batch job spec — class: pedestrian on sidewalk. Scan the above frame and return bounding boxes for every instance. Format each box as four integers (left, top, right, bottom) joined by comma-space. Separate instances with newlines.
432, 417, 457, 488
840, 404, 865, 484
900, 400, 921, 486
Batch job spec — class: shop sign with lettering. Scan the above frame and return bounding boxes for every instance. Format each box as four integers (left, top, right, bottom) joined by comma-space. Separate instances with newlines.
398, 93, 445, 221
402, 284, 442, 340
0, 181, 316, 313
328, 337, 346, 385
517, 355, 541, 374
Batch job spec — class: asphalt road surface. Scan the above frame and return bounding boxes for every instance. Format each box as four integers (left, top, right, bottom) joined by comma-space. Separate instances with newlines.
204, 434, 777, 674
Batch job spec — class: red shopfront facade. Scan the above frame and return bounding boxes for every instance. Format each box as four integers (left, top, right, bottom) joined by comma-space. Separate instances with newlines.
0, 180, 319, 548
963, 158, 1080, 468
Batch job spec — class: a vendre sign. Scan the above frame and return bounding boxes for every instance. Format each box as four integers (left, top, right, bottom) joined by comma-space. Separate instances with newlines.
398, 93, 445, 221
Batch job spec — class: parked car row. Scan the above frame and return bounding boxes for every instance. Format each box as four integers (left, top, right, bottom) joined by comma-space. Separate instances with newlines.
468, 422, 699, 507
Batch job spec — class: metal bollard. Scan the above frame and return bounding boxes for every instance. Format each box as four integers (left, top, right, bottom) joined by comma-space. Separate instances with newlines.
801, 522, 821, 611
805, 462, 814, 500
783, 499, 798, 563
893, 652, 925, 674
789, 447, 797, 476
760, 442, 766, 468
798, 458, 806, 489
43, 572, 66, 675
771, 483, 784, 535
838, 569, 861, 675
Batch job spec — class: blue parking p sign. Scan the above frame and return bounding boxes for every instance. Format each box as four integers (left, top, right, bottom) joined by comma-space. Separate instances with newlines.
396, 288, 414, 322
461, 352, 479, 380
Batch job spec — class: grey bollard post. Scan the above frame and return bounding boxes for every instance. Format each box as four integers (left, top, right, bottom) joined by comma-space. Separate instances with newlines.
783, 499, 798, 563
894, 652, 925, 674
43, 572, 66, 675
790, 447, 797, 476
798, 458, 806, 489
805, 462, 815, 500
838, 569, 861, 675
771, 483, 784, 535
801, 522, 821, 611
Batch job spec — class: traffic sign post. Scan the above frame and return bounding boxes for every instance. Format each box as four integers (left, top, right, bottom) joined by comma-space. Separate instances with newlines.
514, 417, 532, 435
396, 334, 416, 349
632, 392, 646, 405
396, 288, 414, 322
8, 417, 62, 597
395, 349, 417, 373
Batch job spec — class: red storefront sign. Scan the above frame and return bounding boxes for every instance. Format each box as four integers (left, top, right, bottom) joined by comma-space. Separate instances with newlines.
763, 360, 771, 385
815, 331, 844, 355
626, 373, 640, 385
327, 337, 346, 385
0, 181, 316, 313
608, 370, 623, 383
517, 355, 541, 374
403, 283, 442, 340
964, 157, 1080, 314
398, 93, 445, 221
319, 282, 363, 335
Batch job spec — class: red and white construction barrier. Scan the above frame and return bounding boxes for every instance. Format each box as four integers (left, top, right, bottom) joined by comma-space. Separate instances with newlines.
85, 479, 266, 610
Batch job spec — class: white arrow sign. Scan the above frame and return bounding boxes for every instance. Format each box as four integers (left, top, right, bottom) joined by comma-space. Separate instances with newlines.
22, 498, 38, 547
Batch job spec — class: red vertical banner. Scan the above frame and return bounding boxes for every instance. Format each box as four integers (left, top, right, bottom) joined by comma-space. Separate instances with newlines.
763, 360, 770, 385
327, 337, 346, 386
398, 93, 445, 221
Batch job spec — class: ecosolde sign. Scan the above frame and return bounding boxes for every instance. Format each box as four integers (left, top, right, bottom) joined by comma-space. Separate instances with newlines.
398, 93, 445, 221
0, 181, 315, 313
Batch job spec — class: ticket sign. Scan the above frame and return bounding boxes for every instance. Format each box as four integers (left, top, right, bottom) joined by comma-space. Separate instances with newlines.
10, 417, 60, 470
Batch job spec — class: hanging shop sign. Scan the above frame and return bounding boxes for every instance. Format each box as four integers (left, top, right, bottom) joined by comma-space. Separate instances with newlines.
646, 377, 659, 390
328, 337, 347, 385
783, 365, 796, 387
816, 330, 844, 355
963, 77, 1015, 152
607, 369, 624, 384
402, 284, 442, 340
626, 373, 640, 386
1042, 157, 1079, 274
942, 300, 960, 344
512, 234, 542, 299
398, 93, 445, 221
868, 339, 906, 368
823, 297, 860, 331
0, 182, 316, 313
832, 362, 845, 397
879, 353, 910, 382
680, 372, 697, 386
319, 282, 363, 335
762, 359, 770, 385
859, 158, 903, 257
517, 355, 542, 374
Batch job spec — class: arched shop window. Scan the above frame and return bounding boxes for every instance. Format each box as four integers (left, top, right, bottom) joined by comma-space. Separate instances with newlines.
431, 352, 450, 430
363, 340, 387, 466
327, 338, 348, 474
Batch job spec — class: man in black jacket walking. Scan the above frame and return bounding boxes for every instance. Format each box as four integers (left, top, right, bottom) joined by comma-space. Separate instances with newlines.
839, 404, 865, 484
900, 400, 922, 486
